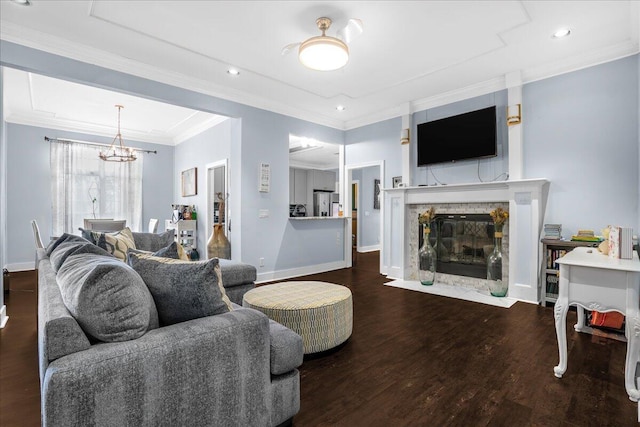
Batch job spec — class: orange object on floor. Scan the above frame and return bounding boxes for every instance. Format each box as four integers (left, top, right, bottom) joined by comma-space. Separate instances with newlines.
590, 311, 624, 329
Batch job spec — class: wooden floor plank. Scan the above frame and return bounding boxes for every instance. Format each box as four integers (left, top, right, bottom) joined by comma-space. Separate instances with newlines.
1, 253, 637, 426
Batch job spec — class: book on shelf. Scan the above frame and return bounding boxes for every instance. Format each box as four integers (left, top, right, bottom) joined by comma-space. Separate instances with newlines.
543, 223, 562, 239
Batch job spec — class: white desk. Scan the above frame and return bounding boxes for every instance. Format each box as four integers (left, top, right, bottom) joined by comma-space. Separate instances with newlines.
554, 247, 640, 402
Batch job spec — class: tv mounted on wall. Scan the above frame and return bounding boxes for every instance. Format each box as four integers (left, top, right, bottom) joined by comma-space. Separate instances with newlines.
417, 106, 497, 166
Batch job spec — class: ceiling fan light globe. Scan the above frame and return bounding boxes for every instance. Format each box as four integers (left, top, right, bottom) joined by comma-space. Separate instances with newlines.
298, 36, 349, 71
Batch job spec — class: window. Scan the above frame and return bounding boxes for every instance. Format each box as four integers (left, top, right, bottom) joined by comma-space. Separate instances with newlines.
50, 140, 143, 236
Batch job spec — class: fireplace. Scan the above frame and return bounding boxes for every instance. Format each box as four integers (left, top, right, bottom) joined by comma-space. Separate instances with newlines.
382, 179, 549, 303
420, 214, 495, 280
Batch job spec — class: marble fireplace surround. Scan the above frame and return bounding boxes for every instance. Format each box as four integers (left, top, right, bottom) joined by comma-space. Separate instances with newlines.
382, 179, 549, 304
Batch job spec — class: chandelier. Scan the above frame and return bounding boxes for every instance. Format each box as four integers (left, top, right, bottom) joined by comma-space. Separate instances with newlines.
99, 105, 137, 162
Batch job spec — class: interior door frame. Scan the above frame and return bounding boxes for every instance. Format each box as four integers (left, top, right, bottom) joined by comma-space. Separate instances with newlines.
344, 160, 384, 269
206, 159, 229, 239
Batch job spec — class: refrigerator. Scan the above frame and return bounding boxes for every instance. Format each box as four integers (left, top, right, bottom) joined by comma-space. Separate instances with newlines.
314, 192, 339, 217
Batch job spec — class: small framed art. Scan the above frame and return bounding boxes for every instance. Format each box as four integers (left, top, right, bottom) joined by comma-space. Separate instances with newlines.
181, 167, 197, 196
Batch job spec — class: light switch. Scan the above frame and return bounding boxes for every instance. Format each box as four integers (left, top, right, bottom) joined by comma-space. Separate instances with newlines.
259, 209, 269, 218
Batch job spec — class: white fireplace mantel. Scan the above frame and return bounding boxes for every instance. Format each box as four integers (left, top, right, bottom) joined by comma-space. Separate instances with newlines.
382, 179, 550, 304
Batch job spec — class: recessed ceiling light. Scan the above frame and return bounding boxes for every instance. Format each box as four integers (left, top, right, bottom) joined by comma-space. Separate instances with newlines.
227, 68, 240, 76
552, 28, 571, 39
10, 0, 31, 5
336, 105, 346, 111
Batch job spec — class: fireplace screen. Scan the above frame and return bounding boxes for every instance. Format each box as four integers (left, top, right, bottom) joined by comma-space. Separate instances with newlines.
419, 214, 495, 279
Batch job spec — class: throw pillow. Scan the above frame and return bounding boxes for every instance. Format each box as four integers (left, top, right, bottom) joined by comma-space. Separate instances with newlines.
92, 227, 136, 261
127, 253, 233, 326
131, 229, 175, 252
127, 241, 181, 259
45, 233, 90, 257
50, 240, 113, 273
56, 253, 159, 342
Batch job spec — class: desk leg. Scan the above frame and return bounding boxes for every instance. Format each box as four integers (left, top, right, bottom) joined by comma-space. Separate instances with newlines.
575, 306, 586, 333
554, 298, 569, 378
624, 299, 640, 402
554, 265, 570, 378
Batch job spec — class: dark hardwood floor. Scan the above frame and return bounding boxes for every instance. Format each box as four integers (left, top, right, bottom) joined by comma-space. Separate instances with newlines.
1, 253, 637, 426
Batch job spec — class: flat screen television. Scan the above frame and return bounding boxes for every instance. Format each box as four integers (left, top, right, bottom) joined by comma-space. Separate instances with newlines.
417, 106, 497, 166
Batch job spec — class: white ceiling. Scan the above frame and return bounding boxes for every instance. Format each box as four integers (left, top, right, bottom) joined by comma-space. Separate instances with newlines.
1, 0, 639, 133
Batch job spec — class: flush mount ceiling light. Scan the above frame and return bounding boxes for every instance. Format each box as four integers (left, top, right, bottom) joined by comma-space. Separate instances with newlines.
227, 68, 240, 76
99, 105, 137, 162
10, 0, 30, 5
552, 28, 571, 38
299, 18, 349, 71
282, 17, 363, 72
336, 105, 346, 111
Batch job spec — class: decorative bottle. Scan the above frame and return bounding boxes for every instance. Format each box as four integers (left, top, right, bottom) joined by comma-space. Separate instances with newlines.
487, 224, 507, 297
418, 224, 437, 286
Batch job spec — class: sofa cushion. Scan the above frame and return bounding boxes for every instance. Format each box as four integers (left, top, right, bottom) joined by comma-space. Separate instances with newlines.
50, 241, 114, 273
131, 229, 175, 252
218, 259, 257, 287
56, 253, 159, 342
127, 253, 233, 326
127, 241, 181, 259
46, 233, 89, 257
91, 227, 136, 261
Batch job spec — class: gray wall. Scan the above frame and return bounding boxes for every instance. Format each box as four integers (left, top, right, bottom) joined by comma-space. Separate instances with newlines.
0, 41, 346, 278
5, 123, 174, 267
412, 91, 509, 186
173, 119, 232, 254
523, 55, 639, 237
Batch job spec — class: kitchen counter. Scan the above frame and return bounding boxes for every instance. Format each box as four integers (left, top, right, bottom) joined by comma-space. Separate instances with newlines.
289, 216, 346, 220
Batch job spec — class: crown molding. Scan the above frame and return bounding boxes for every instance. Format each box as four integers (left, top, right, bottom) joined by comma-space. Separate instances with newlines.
0, 22, 346, 130
173, 116, 229, 145
5, 112, 177, 145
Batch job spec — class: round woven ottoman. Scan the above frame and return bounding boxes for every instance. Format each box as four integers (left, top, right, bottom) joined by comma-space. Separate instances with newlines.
243, 281, 353, 354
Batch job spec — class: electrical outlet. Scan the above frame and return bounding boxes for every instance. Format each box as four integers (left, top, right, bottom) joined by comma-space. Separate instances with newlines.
259, 257, 264, 267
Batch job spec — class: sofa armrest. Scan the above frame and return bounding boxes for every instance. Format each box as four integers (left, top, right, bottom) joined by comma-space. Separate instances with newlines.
42, 309, 274, 427
269, 320, 303, 375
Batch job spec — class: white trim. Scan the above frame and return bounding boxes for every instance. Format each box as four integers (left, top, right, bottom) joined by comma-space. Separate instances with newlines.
5, 261, 34, 272
0, 305, 7, 328
255, 260, 346, 284
352, 179, 360, 250
345, 160, 385, 274
205, 159, 229, 243
358, 244, 380, 253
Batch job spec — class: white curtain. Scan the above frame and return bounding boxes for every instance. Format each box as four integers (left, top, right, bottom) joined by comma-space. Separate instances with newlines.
50, 140, 143, 236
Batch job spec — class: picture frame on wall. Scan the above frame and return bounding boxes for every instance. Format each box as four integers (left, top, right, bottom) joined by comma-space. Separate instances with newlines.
392, 176, 402, 188
181, 167, 197, 197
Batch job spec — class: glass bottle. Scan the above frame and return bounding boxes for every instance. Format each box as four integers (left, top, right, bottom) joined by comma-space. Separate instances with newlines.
487, 224, 507, 297
419, 224, 437, 286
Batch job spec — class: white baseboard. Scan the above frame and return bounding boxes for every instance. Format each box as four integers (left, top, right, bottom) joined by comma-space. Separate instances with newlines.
256, 260, 346, 284
357, 244, 380, 253
5, 262, 35, 272
0, 305, 8, 328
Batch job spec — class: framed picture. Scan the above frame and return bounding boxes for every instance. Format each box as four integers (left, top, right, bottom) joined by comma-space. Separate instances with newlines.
373, 179, 381, 210
181, 167, 197, 196
392, 176, 402, 188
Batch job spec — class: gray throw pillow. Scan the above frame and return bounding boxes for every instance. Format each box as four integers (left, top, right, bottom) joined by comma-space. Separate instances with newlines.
131, 230, 175, 252
127, 241, 181, 259
46, 233, 90, 257
57, 253, 159, 342
50, 240, 113, 272
78, 227, 95, 244
127, 253, 233, 326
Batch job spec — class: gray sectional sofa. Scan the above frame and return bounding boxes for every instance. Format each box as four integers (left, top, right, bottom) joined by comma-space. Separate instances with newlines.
37, 232, 303, 427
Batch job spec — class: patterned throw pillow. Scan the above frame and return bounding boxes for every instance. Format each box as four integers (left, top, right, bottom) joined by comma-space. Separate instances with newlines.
92, 227, 136, 261
127, 253, 233, 326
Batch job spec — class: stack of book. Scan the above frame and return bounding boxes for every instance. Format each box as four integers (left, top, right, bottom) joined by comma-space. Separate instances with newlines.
543, 224, 562, 239
571, 229, 602, 242
609, 226, 633, 259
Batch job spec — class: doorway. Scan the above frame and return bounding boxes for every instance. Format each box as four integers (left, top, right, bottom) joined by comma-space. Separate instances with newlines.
344, 161, 384, 269
206, 159, 229, 251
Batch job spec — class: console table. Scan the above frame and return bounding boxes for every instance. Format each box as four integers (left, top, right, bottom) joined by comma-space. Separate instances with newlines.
553, 247, 640, 402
